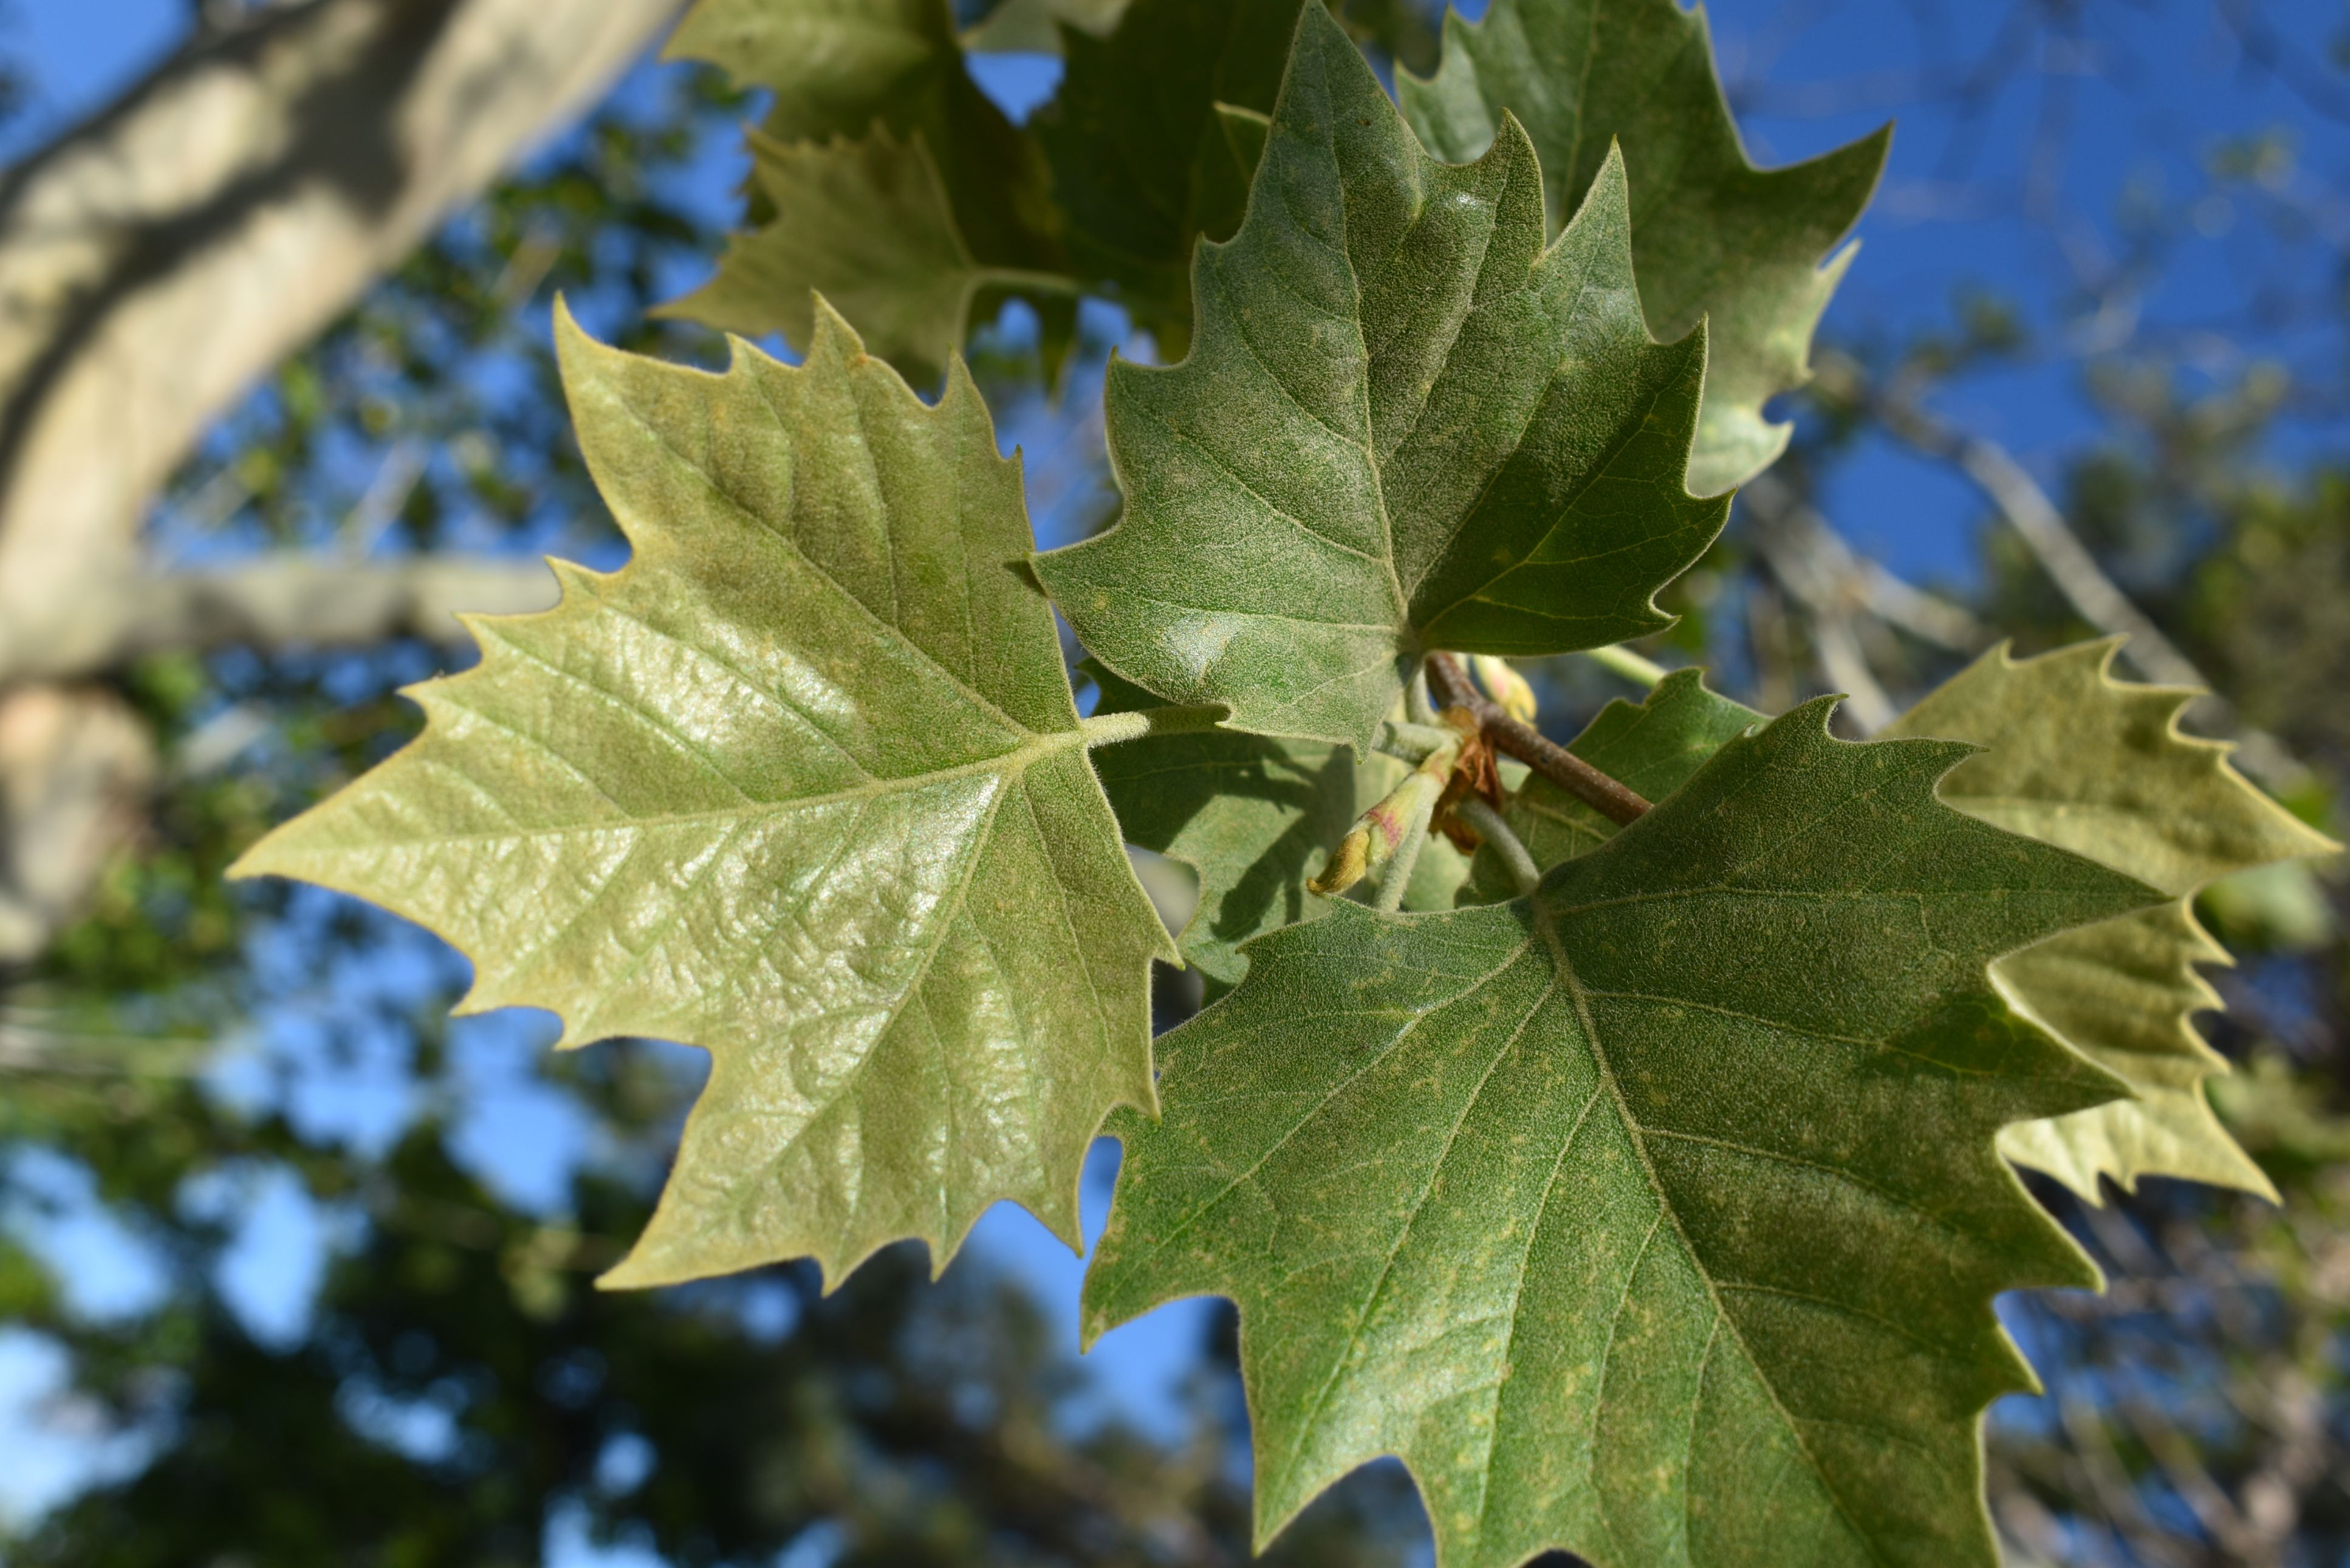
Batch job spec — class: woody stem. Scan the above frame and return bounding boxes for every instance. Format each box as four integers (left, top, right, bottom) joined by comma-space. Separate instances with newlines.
1425, 652, 1651, 827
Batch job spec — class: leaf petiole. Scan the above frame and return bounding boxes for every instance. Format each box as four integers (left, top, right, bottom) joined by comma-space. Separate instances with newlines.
1375, 720, 1459, 764
1427, 652, 1652, 826
1581, 643, 1670, 690
1453, 795, 1540, 895
1077, 703, 1230, 747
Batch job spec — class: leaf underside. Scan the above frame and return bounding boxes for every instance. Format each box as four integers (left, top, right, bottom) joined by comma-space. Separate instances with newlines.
1885, 639, 2338, 1202
233, 300, 1171, 1291
1398, 0, 1889, 495
1035, 2, 1727, 755
1087, 702, 2158, 1568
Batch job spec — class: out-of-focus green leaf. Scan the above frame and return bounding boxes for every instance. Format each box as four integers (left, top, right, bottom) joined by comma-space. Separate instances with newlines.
1030, 0, 1303, 353
963, 0, 1133, 54
665, 0, 1063, 374
1885, 638, 2339, 1203
660, 126, 988, 383
1036, 5, 1726, 754
1398, 0, 1889, 494
1087, 701, 2158, 1568
233, 301, 1171, 1289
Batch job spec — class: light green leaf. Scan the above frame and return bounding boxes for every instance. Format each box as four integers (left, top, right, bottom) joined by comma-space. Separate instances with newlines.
661, 126, 988, 385
1086, 700, 2159, 1568
1030, 0, 1303, 352
1464, 667, 1759, 900
1885, 639, 2339, 1203
668, 0, 948, 143
1035, 4, 1728, 755
231, 301, 1172, 1290
1089, 666, 1465, 991
1397, 0, 1889, 495
1087, 663, 1357, 990
665, 0, 1064, 373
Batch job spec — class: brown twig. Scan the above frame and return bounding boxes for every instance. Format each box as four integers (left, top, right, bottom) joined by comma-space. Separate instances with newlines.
1427, 652, 1651, 827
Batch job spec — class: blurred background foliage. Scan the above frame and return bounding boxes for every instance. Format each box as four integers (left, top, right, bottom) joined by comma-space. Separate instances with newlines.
3, 1, 2349, 1565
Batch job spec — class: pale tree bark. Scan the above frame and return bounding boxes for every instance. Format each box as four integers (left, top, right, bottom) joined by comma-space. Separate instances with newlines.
0, 0, 682, 963
0, 685, 156, 962
1, 555, 557, 680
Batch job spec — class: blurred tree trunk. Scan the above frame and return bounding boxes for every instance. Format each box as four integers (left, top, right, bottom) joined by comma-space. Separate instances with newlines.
0, 0, 680, 962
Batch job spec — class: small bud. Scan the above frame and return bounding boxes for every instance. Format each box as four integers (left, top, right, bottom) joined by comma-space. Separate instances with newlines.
1471, 655, 1538, 726
1308, 748, 1456, 897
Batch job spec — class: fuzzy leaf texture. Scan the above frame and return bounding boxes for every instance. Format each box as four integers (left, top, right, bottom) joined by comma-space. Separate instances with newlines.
663, 0, 1064, 382
1086, 702, 2162, 1568
1398, 0, 1889, 495
1034, 3, 1728, 755
231, 301, 1172, 1290
1885, 640, 2339, 1202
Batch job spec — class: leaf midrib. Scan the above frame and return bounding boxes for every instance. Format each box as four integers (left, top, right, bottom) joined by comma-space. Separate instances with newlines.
342, 727, 1091, 848
1533, 899, 1889, 1567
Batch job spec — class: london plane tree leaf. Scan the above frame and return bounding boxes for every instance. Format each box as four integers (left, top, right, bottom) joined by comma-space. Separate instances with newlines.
231, 300, 1174, 1290
1397, 0, 1889, 496
1451, 645, 2334, 1206
1087, 661, 1472, 994
1029, 0, 1303, 355
667, 125, 999, 387
662, 0, 1065, 384
1085, 702, 2163, 1568
1033, 3, 1728, 756
1885, 640, 2339, 1203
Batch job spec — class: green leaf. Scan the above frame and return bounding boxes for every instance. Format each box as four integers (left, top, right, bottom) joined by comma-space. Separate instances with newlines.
1086, 702, 2159, 1568
661, 126, 988, 384
1884, 640, 2339, 1203
1089, 666, 1465, 991
665, 0, 1064, 374
1087, 663, 1357, 991
962, 0, 1132, 53
1397, 0, 1889, 495
1464, 667, 1759, 900
231, 301, 1173, 1289
1030, 0, 1303, 352
1035, 4, 1728, 755
667, 0, 957, 144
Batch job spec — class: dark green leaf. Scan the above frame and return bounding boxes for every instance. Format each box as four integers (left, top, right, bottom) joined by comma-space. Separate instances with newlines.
1036, 4, 1727, 753
1030, 0, 1303, 352
1399, 0, 1889, 493
1086, 701, 2159, 1567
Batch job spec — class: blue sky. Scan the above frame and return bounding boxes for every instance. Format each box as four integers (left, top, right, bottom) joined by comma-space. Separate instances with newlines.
16, 0, 2347, 581
6, 0, 2348, 1549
